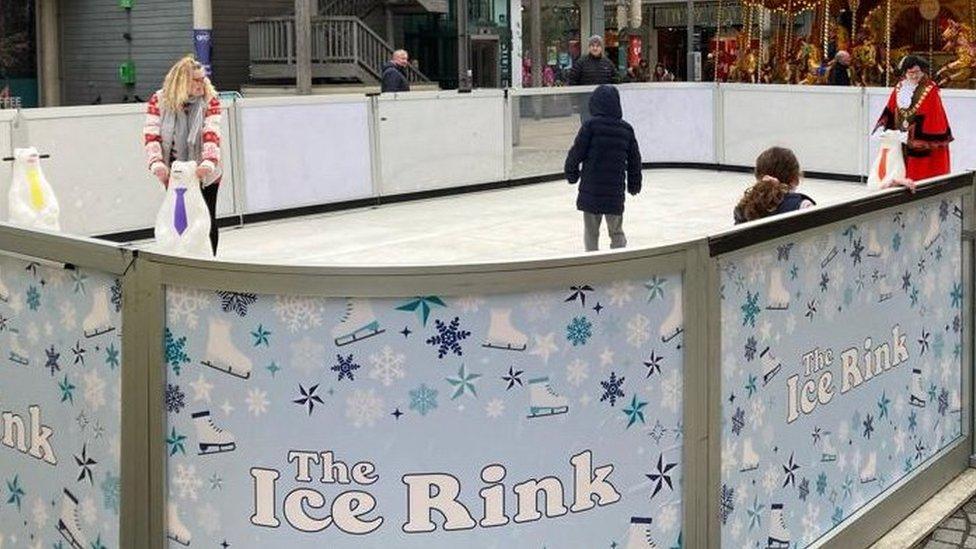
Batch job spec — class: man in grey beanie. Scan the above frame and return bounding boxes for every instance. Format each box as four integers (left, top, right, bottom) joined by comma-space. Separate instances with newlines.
567, 35, 619, 123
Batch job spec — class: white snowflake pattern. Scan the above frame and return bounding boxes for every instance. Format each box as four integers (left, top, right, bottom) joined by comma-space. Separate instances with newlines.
189, 374, 214, 403
522, 293, 552, 322
173, 463, 203, 500
245, 388, 270, 417
455, 296, 485, 313
290, 336, 326, 376
762, 467, 778, 495
750, 396, 766, 428
80, 496, 98, 525
273, 295, 326, 332
27, 322, 39, 344
657, 504, 678, 531
893, 430, 907, 453
607, 281, 636, 306
730, 518, 743, 540
30, 497, 47, 529
59, 302, 77, 330
661, 370, 681, 413
529, 333, 559, 363
566, 358, 589, 387
626, 314, 651, 347
346, 389, 384, 428
802, 503, 820, 543
43, 321, 53, 338
485, 398, 505, 418
166, 288, 210, 329
721, 438, 738, 476
83, 369, 106, 411
9, 293, 24, 314
368, 346, 406, 386
198, 502, 221, 535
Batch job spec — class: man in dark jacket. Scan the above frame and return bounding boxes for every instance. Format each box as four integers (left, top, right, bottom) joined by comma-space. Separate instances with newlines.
381, 50, 411, 93
826, 50, 852, 86
567, 36, 619, 123
564, 85, 642, 252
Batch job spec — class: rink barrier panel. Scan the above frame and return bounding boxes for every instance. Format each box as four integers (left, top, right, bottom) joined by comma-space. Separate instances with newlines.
705, 172, 975, 548
0, 110, 14, 222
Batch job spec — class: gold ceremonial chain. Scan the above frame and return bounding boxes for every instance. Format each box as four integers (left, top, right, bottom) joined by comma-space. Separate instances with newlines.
896, 81, 935, 130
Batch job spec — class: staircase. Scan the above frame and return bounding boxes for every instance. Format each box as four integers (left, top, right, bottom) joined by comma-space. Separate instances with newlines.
249, 0, 444, 86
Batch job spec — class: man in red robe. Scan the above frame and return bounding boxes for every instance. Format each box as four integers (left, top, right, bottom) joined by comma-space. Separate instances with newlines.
874, 55, 953, 182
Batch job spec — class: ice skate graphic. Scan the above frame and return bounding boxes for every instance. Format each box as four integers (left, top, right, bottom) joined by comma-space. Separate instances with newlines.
767, 503, 791, 549
820, 434, 837, 463
877, 277, 893, 303
740, 438, 760, 472
333, 298, 385, 347
923, 211, 941, 250
56, 488, 87, 549
193, 410, 236, 455
482, 308, 527, 351
527, 376, 569, 418
200, 317, 253, 379
82, 286, 115, 338
765, 269, 790, 311
910, 368, 926, 408
821, 246, 838, 269
625, 517, 658, 549
167, 502, 192, 546
0, 265, 9, 302
866, 228, 884, 258
760, 347, 781, 386
8, 332, 29, 365
860, 452, 877, 484
659, 295, 683, 344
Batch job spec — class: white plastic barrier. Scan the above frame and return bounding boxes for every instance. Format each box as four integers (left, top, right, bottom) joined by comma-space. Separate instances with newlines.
377, 90, 506, 194
620, 83, 717, 164
723, 84, 864, 175
18, 103, 236, 235
237, 95, 374, 213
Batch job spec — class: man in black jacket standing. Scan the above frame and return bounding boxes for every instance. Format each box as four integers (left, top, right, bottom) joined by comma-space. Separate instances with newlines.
381, 50, 411, 93
567, 36, 618, 122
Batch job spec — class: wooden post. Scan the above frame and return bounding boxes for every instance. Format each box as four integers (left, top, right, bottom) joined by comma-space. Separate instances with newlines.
296, 0, 313, 94
36, 0, 62, 107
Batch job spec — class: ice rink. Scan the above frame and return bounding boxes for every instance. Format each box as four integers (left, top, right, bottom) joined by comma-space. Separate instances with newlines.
210, 169, 871, 265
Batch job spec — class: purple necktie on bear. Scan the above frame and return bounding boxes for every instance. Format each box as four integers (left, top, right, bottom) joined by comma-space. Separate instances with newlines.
173, 188, 188, 235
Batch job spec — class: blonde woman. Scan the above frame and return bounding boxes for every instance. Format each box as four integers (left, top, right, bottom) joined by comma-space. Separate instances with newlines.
144, 55, 222, 254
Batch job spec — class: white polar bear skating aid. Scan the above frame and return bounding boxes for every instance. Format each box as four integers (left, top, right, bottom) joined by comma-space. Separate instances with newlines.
867, 129, 907, 190
7, 147, 61, 231
154, 161, 212, 257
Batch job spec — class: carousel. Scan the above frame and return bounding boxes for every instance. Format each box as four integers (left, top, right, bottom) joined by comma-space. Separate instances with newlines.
709, 0, 976, 87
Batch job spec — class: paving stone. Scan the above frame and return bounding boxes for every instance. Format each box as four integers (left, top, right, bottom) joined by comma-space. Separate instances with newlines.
927, 539, 961, 549
944, 517, 968, 531
968, 512, 976, 524
964, 536, 976, 548
934, 529, 966, 544
966, 501, 976, 514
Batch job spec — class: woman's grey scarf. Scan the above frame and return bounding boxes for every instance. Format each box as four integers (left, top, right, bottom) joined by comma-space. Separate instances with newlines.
160, 96, 207, 164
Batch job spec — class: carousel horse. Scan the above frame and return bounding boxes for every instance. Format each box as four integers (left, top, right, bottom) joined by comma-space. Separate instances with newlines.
936, 20, 976, 88
792, 40, 824, 85
852, 37, 883, 86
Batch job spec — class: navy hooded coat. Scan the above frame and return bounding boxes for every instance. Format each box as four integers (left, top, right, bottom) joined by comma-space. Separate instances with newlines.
564, 85, 642, 215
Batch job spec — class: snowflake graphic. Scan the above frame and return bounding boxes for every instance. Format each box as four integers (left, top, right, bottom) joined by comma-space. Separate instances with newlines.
485, 398, 505, 418
368, 346, 406, 386
111, 278, 123, 312
626, 314, 651, 347
164, 328, 191, 376
741, 291, 760, 327
799, 477, 810, 501
566, 358, 589, 387
217, 291, 258, 317
566, 316, 593, 346
599, 372, 626, 407
720, 484, 735, 525
346, 389, 384, 427
744, 336, 757, 361
59, 375, 76, 404
83, 369, 106, 411
105, 343, 120, 370
60, 301, 77, 330
938, 388, 950, 416
446, 364, 482, 400
646, 453, 676, 498
331, 354, 361, 381
645, 276, 667, 301
166, 427, 187, 456
426, 317, 471, 359
165, 384, 186, 414
731, 407, 745, 436
198, 502, 221, 535
661, 370, 681, 413
816, 472, 828, 495
454, 295, 485, 313
246, 388, 270, 417
166, 288, 209, 329
290, 336, 326, 376
396, 296, 447, 326
409, 384, 439, 416
26, 285, 40, 311
273, 295, 326, 332
607, 281, 636, 306
173, 463, 203, 500
5, 475, 24, 510
522, 293, 553, 321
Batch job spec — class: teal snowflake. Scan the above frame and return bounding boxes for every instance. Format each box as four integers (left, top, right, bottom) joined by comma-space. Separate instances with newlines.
59, 375, 76, 404
741, 291, 760, 327
892, 233, 902, 252
832, 506, 844, 525
164, 328, 191, 376
101, 471, 121, 515
71, 270, 88, 294
566, 316, 593, 346
951, 282, 963, 308
6, 475, 24, 510
266, 362, 281, 377
26, 285, 40, 311
409, 384, 438, 416
446, 364, 482, 400
746, 496, 764, 530
904, 457, 914, 472
908, 409, 918, 431
396, 296, 447, 327
933, 333, 945, 358
670, 532, 683, 549
251, 324, 271, 347
105, 343, 120, 370
841, 475, 854, 499
644, 276, 667, 302
877, 391, 890, 419
745, 374, 757, 398
816, 472, 827, 495
789, 264, 799, 280
166, 427, 187, 456
91, 535, 108, 549
623, 395, 647, 428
